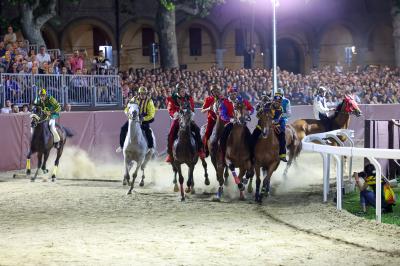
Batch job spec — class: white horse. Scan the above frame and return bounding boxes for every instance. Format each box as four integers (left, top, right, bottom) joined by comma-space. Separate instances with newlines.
123, 101, 156, 194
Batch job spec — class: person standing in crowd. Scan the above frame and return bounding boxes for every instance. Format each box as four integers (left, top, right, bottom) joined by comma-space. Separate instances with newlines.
69, 50, 86, 74
3, 26, 17, 45
92, 50, 110, 74
0, 99, 12, 113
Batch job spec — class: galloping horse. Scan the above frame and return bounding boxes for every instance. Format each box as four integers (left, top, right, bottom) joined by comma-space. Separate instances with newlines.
215, 100, 253, 201
27, 106, 73, 182
125, 101, 156, 194
171, 105, 200, 201
253, 102, 281, 203
291, 96, 362, 141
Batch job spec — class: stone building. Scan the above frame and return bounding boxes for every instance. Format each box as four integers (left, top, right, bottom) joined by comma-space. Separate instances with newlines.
4, 0, 396, 73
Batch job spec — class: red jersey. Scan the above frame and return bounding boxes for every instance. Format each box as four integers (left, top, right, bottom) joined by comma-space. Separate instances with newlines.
167, 94, 194, 118
202, 96, 218, 120
219, 98, 254, 122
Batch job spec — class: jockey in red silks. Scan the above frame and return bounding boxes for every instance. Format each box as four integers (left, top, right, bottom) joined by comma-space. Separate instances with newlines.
201, 84, 224, 154
218, 86, 254, 160
165, 82, 206, 163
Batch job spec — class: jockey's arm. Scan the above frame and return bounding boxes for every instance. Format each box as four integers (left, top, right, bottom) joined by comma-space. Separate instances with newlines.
49, 97, 61, 114
284, 100, 292, 118
201, 97, 212, 113
143, 99, 156, 121
314, 97, 330, 113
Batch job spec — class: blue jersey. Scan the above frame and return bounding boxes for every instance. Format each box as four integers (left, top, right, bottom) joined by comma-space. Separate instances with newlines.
281, 98, 291, 121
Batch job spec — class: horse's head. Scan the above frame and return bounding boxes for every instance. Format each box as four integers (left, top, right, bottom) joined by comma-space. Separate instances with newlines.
126, 101, 140, 122
30, 106, 46, 128
337, 95, 362, 117
178, 105, 192, 129
257, 101, 274, 138
233, 98, 251, 125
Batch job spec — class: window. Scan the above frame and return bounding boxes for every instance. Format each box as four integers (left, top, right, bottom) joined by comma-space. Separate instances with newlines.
142, 28, 155, 56
189, 28, 202, 56
235, 29, 245, 56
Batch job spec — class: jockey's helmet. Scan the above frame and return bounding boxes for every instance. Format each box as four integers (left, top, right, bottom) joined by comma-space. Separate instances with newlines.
277, 88, 285, 96
138, 86, 147, 94
40, 88, 47, 96
318, 86, 327, 95
364, 163, 376, 177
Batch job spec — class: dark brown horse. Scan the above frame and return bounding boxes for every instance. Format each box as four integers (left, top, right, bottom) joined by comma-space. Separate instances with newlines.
253, 102, 281, 203
171, 106, 203, 201
215, 100, 253, 201
291, 96, 362, 141
27, 106, 73, 182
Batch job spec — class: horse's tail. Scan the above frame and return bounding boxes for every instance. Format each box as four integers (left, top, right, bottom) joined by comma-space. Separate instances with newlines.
62, 126, 74, 138
287, 125, 302, 165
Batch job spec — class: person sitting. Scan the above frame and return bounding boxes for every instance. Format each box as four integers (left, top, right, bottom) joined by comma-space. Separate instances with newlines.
165, 82, 205, 163
34, 89, 61, 148
201, 84, 224, 154
270, 94, 288, 162
219, 86, 254, 161
117, 86, 156, 153
354, 163, 394, 214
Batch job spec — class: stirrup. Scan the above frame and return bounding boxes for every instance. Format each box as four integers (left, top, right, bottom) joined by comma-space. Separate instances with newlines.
116, 147, 122, 153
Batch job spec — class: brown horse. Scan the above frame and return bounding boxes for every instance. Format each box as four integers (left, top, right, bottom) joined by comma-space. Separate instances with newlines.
253, 102, 281, 203
215, 100, 253, 201
291, 96, 362, 141
27, 106, 73, 182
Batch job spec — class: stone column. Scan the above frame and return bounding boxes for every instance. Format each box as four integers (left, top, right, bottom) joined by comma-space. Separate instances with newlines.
356, 47, 368, 67
392, 6, 400, 67
311, 48, 320, 69
262, 48, 271, 69
215, 49, 226, 69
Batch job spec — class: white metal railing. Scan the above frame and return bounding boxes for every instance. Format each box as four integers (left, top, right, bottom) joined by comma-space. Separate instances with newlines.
0, 73, 122, 107
302, 129, 400, 223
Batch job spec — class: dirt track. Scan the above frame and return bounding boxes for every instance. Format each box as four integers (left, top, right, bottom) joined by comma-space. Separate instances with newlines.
1, 152, 400, 265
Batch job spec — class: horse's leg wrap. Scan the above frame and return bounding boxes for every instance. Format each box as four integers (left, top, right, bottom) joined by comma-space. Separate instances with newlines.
52, 165, 58, 176
26, 159, 31, 171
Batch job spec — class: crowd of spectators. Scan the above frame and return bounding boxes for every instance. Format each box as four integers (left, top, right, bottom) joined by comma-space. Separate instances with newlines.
120, 64, 400, 109
0, 26, 113, 75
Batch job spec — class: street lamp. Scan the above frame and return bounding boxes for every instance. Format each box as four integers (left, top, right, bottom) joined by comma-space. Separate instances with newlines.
271, 0, 279, 96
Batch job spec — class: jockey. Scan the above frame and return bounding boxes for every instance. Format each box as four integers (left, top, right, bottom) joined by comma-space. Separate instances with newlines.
201, 84, 224, 152
219, 86, 254, 161
271, 93, 288, 162
251, 90, 272, 153
313, 86, 334, 121
165, 82, 205, 163
117, 86, 156, 153
34, 88, 61, 148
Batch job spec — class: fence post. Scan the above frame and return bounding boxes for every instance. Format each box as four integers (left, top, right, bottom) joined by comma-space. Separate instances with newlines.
332, 154, 342, 210
368, 157, 382, 223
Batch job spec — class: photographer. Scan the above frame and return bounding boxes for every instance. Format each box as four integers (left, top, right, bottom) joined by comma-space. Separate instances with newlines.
354, 163, 393, 214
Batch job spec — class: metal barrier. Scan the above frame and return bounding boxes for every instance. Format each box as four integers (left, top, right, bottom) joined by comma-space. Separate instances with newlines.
0, 73, 122, 107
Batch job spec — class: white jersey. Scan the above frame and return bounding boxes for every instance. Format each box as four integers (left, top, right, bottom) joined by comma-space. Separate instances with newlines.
313, 95, 330, 119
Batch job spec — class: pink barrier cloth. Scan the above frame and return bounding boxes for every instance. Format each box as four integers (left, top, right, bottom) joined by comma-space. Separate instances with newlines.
1, 105, 400, 171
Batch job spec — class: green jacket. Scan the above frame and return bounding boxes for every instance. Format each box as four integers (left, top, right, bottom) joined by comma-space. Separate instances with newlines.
34, 96, 61, 119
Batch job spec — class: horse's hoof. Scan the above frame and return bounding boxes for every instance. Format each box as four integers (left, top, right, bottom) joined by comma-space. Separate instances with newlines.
181, 197, 185, 202
139, 180, 144, 187
205, 178, 210, 186
30, 178, 35, 182
212, 196, 221, 202
185, 187, 191, 193
247, 186, 253, 194
43, 169, 48, 174
127, 189, 132, 195
173, 184, 179, 192
122, 180, 128, 186
26, 170, 31, 175
51, 175, 56, 182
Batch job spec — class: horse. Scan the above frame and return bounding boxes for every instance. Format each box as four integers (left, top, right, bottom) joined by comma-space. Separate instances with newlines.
27, 106, 73, 182
253, 102, 282, 203
215, 100, 253, 201
171, 106, 199, 201
291, 96, 362, 141
125, 101, 157, 194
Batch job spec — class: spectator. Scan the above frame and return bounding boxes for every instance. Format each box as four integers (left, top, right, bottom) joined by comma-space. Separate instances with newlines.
1, 99, 12, 113
63, 103, 72, 112
69, 50, 86, 74
0, 41, 6, 57
3, 26, 17, 45
36, 45, 51, 70
11, 104, 19, 113
20, 104, 29, 113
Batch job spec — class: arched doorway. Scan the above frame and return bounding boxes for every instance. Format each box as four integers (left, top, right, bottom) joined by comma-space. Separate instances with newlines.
61, 19, 114, 57
366, 24, 395, 66
277, 38, 301, 74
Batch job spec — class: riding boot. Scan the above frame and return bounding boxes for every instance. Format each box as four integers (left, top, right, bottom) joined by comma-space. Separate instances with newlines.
219, 123, 233, 162
278, 131, 287, 162
141, 122, 154, 149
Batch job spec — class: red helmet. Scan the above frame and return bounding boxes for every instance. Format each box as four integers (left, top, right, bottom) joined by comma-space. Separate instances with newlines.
227, 86, 237, 94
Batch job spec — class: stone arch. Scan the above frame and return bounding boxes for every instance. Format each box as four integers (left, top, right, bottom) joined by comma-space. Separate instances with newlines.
221, 17, 267, 69
318, 21, 358, 67
365, 22, 395, 66
119, 19, 159, 70
41, 24, 59, 49
60, 17, 116, 57
277, 37, 305, 74
176, 18, 220, 70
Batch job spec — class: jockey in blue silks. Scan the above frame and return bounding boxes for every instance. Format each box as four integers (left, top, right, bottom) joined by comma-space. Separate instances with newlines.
271, 90, 289, 162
